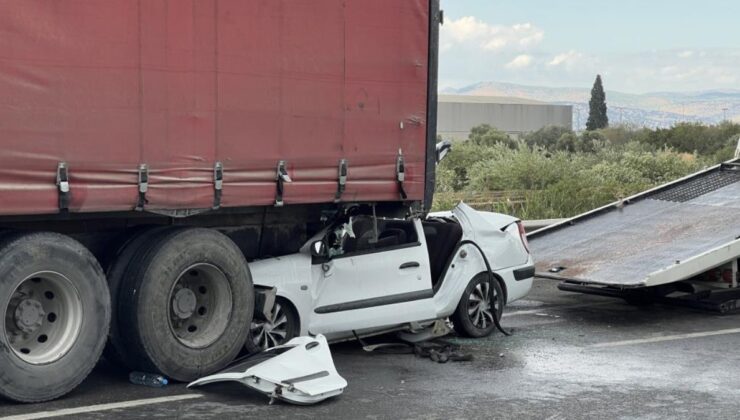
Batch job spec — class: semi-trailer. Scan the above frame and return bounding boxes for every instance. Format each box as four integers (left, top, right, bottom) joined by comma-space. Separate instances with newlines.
0, 0, 441, 402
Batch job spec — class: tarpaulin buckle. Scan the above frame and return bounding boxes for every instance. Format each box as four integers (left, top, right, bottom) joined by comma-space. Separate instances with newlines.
334, 159, 348, 203
56, 162, 70, 213
275, 160, 291, 207
396, 149, 407, 200
135, 164, 149, 211
213, 161, 223, 210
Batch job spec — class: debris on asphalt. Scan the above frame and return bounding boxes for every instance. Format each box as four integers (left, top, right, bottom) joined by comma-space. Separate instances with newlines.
188, 335, 347, 405
413, 340, 473, 363
129, 372, 168, 388
355, 332, 474, 364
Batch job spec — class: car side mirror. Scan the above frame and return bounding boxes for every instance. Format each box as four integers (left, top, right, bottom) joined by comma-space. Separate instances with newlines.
311, 240, 328, 258
436, 140, 452, 164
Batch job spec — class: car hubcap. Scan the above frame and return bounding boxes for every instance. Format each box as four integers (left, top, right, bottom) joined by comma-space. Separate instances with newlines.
467, 281, 499, 329
250, 302, 289, 350
3, 272, 83, 365
168, 264, 232, 349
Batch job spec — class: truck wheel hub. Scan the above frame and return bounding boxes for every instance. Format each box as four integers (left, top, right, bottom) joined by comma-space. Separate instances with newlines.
172, 288, 197, 319
14, 299, 45, 334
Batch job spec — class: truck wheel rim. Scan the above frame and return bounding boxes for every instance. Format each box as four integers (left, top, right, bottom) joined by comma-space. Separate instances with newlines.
467, 281, 498, 329
168, 264, 233, 349
3, 272, 83, 365
250, 302, 288, 350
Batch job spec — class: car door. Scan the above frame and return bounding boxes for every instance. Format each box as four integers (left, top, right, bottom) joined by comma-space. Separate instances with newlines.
308, 219, 436, 335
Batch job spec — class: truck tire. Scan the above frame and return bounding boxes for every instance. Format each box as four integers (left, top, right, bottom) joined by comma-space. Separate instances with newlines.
116, 228, 253, 381
104, 226, 176, 369
0, 232, 110, 402
451, 273, 504, 338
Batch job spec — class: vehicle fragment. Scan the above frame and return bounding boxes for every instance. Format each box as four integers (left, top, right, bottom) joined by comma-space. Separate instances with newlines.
396, 320, 451, 343
187, 335, 347, 405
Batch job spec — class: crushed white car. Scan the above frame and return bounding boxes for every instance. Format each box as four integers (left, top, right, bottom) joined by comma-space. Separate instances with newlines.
188, 335, 346, 405
245, 202, 534, 351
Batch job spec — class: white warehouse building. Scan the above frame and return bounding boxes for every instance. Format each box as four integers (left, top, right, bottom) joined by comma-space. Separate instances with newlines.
437, 95, 573, 141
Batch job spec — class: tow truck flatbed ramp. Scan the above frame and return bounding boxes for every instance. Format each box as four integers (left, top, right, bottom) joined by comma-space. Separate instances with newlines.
528, 160, 740, 289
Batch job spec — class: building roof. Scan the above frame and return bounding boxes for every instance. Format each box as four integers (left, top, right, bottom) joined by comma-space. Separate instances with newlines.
438, 94, 548, 105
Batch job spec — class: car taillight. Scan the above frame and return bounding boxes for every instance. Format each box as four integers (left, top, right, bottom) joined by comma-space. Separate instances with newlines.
516, 221, 530, 254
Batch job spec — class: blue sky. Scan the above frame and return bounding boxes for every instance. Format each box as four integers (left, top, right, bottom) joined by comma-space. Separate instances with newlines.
440, 0, 740, 93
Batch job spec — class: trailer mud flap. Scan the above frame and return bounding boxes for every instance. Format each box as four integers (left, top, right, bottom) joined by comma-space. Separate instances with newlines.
188, 335, 347, 405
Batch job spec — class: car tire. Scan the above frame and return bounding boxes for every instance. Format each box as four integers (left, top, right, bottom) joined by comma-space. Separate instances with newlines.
0, 232, 110, 402
451, 273, 504, 338
116, 228, 254, 382
244, 297, 299, 354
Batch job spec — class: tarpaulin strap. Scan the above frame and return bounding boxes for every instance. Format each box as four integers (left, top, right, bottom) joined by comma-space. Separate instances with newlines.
275, 160, 291, 207
396, 150, 407, 200
135, 164, 149, 211
213, 161, 223, 210
56, 162, 70, 212
334, 159, 348, 203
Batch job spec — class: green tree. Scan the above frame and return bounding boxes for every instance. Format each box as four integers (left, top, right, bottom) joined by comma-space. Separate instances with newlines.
468, 124, 518, 149
524, 125, 574, 150
586, 75, 608, 130
555, 132, 579, 152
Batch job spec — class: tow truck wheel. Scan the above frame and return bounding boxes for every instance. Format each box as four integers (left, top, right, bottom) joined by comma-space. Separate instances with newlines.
244, 297, 299, 354
0, 232, 110, 402
116, 228, 253, 382
451, 274, 504, 338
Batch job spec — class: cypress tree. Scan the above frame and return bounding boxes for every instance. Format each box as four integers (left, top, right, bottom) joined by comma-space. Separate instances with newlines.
586, 75, 608, 130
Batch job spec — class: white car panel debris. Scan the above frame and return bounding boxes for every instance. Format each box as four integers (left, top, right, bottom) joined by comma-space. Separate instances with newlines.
188, 335, 347, 405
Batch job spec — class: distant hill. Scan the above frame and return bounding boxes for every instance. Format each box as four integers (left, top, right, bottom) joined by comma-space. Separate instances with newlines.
442, 81, 740, 130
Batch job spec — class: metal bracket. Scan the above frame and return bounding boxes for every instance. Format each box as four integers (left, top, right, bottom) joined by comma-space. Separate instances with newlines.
275, 160, 292, 207
396, 149, 407, 200
334, 159, 348, 203
213, 161, 223, 210
135, 164, 149, 211
56, 162, 70, 212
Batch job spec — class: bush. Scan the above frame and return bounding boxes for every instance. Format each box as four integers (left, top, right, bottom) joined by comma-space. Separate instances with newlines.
635, 122, 740, 155
432, 123, 729, 218
468, 124, 518, 149
523, 125, 574, 150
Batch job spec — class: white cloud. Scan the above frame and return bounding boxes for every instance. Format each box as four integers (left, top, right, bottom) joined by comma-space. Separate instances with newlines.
444, 16, 490, 43
441, 16, 544, 52
505, 54, 534, 69
548, 50, 584, 67
438, 14, 740, 93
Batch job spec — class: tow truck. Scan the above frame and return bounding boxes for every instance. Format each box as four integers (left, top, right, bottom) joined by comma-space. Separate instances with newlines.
528, 148, 740, 313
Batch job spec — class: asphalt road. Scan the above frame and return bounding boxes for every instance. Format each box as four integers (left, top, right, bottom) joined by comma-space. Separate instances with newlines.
3, 278, 740, 419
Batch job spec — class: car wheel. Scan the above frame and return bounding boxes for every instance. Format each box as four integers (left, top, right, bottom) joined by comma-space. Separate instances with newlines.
451, 273, 504, 338
244, 298, 299, 354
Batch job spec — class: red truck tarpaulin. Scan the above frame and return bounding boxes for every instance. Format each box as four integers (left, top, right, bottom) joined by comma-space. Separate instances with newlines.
0, 0, 430, 215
